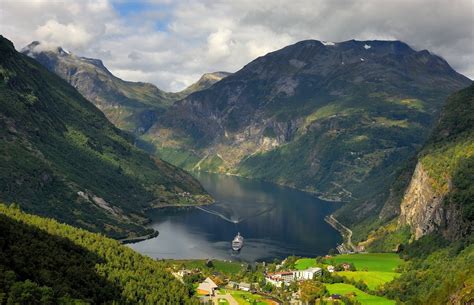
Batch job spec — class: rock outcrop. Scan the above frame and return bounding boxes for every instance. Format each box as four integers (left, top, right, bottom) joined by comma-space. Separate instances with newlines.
399, 162, 465, 240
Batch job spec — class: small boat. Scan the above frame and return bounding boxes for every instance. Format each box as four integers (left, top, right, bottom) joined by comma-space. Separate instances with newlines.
232, 232, 244, 251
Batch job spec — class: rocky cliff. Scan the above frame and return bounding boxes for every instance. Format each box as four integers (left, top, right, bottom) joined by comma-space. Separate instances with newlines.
398, 84, 473, 240
399, 162, 466, 240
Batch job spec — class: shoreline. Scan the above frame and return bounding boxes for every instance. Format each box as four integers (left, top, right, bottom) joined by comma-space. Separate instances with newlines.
122, 201, 216, 244
192, 169, 347, 203
120, 230, 159, 244
324, 214, 356, 252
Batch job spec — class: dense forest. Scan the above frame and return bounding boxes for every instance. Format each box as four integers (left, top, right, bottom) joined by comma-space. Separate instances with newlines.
383, 234, 473, 304
0, 204, 197, 304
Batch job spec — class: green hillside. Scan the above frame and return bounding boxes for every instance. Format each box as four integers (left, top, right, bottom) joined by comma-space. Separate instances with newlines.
0, 36, 210, 239
419, 84, 474, 223
0, 203, 197, 304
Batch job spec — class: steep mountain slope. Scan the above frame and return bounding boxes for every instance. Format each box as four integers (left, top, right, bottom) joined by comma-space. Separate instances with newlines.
0, 203, 197, 304
0, 36, 210, 239
398, 84, 473, 240
359, 84, 473, 251
147, 39, 470, 221
22, 42, 231, 135
22, 41, 178, 134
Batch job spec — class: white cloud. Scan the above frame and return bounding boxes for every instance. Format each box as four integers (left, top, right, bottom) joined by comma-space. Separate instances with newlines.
35, 20, 94, 47
0, 0, 472, 91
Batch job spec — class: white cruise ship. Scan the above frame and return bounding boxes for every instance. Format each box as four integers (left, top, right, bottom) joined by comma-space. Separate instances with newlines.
232, 232, 244, 251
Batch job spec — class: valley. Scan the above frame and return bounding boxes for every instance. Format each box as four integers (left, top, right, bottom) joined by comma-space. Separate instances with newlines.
0, 5, 472, 302
129, 172, 341, 261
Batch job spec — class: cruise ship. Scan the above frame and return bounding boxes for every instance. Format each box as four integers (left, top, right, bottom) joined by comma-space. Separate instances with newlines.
232, 232, 244, 251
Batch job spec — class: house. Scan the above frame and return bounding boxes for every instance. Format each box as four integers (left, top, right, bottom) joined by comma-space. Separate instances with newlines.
327, 265, 335, 273
238, 282, 251, 291
226, 281, 238, 289
197, 277, 218, 296
294, 267, 322, 280
342, 263, 351, 271
177, 269, 192, 277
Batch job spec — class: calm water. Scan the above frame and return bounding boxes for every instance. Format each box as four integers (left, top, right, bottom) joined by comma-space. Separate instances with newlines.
130, 172, 342, 262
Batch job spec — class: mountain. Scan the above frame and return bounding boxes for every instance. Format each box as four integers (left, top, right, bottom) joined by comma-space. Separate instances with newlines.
358, 84, 473, 252
179, 71, 232, 96
146, 39, 471, 222
0, 35, 210, 239
366, 86, 473, 304
366, 84, 473, 249
22, 42, 231, 135
0, 203, 197, 304
398, 84, 473, 239
21, 41, 180, 134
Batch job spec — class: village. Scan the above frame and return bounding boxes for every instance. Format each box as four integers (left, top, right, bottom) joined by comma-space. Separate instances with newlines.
160, 252, 397, 305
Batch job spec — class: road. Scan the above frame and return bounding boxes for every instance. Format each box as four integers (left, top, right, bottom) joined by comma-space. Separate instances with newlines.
213, 293, 238, 305
325, 214, 356, 252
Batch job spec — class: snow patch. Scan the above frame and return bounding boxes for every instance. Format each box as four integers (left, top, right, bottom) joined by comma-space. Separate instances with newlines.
322, 41, 335, 46
363, 44, 371, 50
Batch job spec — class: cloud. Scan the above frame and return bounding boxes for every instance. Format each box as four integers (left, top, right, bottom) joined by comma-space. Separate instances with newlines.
35, 20, 94, 47
0, 0, 472, 91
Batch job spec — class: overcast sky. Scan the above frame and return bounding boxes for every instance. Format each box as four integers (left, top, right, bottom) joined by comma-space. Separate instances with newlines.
1, 0, 472, 91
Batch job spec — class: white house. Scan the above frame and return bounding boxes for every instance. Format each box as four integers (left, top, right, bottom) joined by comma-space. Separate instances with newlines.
239, 282, 251, 291
327, 265, 335, 273
266, 268, 322, 287
293, 267, 322, 280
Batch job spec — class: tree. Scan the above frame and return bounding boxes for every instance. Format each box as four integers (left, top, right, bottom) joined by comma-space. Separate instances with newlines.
6, 280, 54, 305
299, 280, 327, 304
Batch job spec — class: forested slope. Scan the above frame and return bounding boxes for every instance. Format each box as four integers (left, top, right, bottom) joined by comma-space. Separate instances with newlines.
0, 203, 197, 304
0, 35, 210, 239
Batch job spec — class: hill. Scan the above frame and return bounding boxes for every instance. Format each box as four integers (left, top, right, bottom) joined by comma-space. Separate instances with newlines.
0, 203, 197, 304
0, 35, 210, 239
145, 39, 470, 224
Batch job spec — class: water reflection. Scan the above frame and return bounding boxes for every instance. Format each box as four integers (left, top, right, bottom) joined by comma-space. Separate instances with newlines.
130, 172, 342, 262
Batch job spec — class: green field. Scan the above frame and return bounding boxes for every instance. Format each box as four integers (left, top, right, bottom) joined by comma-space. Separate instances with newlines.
295, 258, 317, 270
221, 289, 270, 305
326, 283, 395, 305
337, 271, 400, 290
326, 253, 402, 272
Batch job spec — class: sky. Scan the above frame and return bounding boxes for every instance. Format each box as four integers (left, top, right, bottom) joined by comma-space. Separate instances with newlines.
0, 0, 473, 91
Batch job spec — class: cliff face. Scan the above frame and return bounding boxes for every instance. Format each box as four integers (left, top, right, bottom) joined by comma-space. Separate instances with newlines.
397, 84, 474, 241
399, 162, 465, 240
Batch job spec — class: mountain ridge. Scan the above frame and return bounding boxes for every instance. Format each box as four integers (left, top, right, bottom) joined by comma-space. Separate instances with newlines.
0, 35, 210, 239
22, 41, 231, 134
